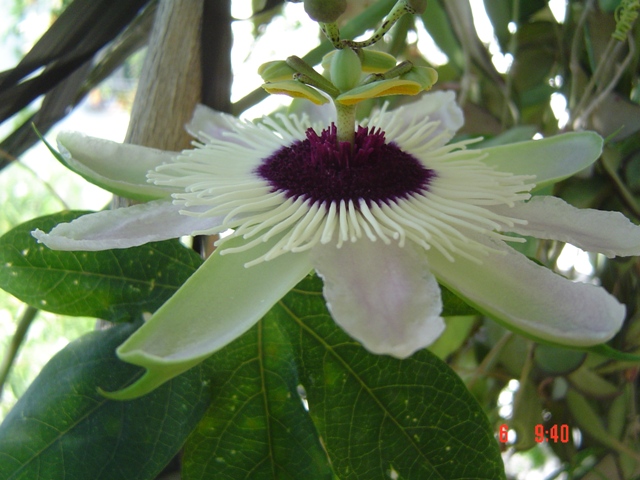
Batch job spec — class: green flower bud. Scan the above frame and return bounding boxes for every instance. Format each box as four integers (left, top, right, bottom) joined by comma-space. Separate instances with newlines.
360, 50, 398, 73
330, 47, 362, 92
258, 61, 297, 82
321, 50, 337, 73
404, 0, 428, 14
399, 66, 438, 90
303, 0, 347, 23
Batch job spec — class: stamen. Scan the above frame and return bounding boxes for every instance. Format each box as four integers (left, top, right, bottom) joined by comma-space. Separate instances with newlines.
154, 109, 535, 266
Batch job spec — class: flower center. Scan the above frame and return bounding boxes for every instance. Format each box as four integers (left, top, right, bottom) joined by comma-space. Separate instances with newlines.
256, 125, 435, 205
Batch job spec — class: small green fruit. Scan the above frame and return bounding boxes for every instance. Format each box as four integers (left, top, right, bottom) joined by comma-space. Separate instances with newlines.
303, 0, 347, 23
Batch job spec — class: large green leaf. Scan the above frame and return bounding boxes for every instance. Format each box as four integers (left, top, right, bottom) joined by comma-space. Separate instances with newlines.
0, 322, 211, 480
276, 275, 505, 479
183, 314, 333, 479
184, 274, 503, 478
0, 211, 202, 321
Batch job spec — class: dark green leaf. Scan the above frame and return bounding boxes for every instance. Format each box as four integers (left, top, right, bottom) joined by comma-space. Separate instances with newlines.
183, 316, 333, 480
0, 322, 212, 480
0, 211, 203, 321
183, 274, 498, 478
275, 275, 505, 479
441, 284, 480, 316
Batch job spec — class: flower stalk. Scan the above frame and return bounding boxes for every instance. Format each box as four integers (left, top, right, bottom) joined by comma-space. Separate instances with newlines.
335, 102, 356, 145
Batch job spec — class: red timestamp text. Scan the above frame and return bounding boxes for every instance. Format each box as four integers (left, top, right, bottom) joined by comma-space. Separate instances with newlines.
535, 423, 570, 443
497, 424, 570, 443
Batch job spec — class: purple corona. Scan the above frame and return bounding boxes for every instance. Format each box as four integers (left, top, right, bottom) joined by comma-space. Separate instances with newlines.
257, 125, 435, 206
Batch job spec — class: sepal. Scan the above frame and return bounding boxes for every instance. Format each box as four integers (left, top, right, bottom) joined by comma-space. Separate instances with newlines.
104, 234, 312, 399
400, 66, 438, 90
361, 50, 398, 72
258, 60, 297, 82
262, 80, 329, 105
336, 79, 422, 105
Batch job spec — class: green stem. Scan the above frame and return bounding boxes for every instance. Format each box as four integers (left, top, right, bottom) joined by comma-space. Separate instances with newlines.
466, 331, 514, 390
0, 306, 39, 399
335, 103, 356, 145
343, 0, 409, 48
601, 153, 640, 221
320, 22, 342, 48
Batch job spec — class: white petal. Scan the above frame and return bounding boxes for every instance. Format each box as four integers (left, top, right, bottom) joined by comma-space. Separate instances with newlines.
482, 132, 603, 188
493, 196, 640, 258
311, 239, 445, 358
32, 201, 221, 251
107, 236, 313, 399
427, 235, 625, 346
185, 104, 251, 146
57, 132, 177, 200
370, 90, 463, 145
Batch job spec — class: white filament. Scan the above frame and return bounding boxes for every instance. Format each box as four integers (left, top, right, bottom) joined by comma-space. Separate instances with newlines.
148, 111, 535, 266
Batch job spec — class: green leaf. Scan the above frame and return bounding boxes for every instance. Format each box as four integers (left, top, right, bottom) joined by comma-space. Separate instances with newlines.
441, 284, 480, 316
182, 274, 501, 478
0, 322, 212, 480
183, 316, 333, 480
275, 275, 505, 479
0, 211, 202, 321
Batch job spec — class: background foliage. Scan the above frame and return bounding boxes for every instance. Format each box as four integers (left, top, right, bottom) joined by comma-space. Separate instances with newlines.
0, 0, 640, 478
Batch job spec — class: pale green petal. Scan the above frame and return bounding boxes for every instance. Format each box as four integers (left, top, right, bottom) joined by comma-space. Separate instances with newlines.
56, 131, 176, 200
482, 132, 603, 188
426, 234, 625, 346
492, 196, 640, 258
32, 200, 221, 251
104, 236, 312, 400
311, 239, 444, 358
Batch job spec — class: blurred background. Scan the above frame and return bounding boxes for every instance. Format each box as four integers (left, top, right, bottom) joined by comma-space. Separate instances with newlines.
1, 1, 639, 478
